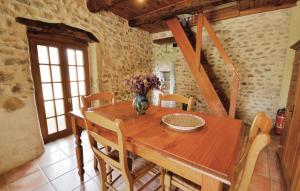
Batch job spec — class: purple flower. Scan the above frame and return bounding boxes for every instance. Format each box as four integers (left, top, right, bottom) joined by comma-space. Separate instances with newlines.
124, 74, 161, 95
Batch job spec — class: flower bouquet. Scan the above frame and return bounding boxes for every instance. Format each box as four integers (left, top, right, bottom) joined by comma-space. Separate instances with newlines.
124, 74, 161, 115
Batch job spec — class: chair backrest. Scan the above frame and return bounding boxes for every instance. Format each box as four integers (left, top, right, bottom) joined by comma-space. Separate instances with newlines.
230, 112, 272, 191
81, 92, 115, 111
158, 94, 194, 111
82, 110, 133, 188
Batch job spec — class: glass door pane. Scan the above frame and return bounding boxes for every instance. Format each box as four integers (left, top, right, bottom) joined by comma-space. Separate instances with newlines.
66, 48, 87, 110
36, 45, 67, 135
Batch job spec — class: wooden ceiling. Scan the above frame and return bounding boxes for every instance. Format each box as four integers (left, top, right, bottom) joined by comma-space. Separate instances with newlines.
87, 0, 297, 33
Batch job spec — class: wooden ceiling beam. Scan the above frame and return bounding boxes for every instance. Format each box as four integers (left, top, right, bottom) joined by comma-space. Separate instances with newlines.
128, 0, 235, 27
86, 0, 125, 13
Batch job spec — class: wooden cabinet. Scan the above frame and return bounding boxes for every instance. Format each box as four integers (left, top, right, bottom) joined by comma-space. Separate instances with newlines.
280, 41, 300, 191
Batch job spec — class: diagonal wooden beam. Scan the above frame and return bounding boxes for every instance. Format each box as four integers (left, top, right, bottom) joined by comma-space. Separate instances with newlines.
229, 75, 239, 118
203, 15, 239, 78
195, 14, 203, 71
129, 0, 234, 27
166, 17, 227, 116
202, 14, 240, 118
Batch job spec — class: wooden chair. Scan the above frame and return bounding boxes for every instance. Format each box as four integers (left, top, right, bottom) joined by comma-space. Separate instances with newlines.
82, 109, 161, 190
81, 92, 115, 110
81, 92, 115, 172
163, 112, 273, 191
158, 94, 194, 111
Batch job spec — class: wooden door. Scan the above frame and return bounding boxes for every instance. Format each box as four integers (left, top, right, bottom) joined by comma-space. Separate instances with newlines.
28, 35, 90, 143
280, 41, 300, 191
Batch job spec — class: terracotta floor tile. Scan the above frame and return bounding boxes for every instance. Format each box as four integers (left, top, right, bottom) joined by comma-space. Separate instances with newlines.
81, 134, 89, 142
51, 168, 91, 191
271, 180, 285, 191
115, 178, 153, 191
0, 185, 8, 191
249, 174, 271, 191
55, 136, 75, 149
0, 174, 5, 185
0, 186, 8, 191
73, 179, 100, 191
60, 143, 89, 157
93, 172, 159, 191
33, 183, 55, 191
69, 149, 94, 165
81, 130, 88, 139
5, 160, 39, 184
8, 170, 48, 191
42, 157, 77, 180
0, 174, 8, 191
36, 150, 68, 168
270, 135, 280, 145
268, 144, 279, 162
82, 149, 95, 164
93, 170, 123, 188
254, 149, 270, 178
44, 142, 59, 154
269, 158, 282, 182
132, 173, 160, 191
84, 160, 99, 178
92, 175, 102, 187
82, 141, 92, 149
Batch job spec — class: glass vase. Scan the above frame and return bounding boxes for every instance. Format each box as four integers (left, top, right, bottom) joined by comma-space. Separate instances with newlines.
132, 93, 149, 115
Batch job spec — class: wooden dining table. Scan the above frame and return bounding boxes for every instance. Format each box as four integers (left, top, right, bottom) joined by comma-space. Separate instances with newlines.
68, 101, 243, 191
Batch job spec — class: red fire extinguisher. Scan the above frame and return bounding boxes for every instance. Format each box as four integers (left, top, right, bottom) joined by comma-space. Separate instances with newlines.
275, 108, 285, 135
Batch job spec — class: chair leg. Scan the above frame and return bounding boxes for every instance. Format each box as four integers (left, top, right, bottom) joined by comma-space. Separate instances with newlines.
98, 158, 108, 191
164, 172, 171, 191
93, 156, 98, 170
104, 146, 113, 183
124, 180, 133, 191
160, 167, 165, 191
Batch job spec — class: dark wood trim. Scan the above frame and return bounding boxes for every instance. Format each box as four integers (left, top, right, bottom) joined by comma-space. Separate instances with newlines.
204, 5, 240, 21
128, 0, 233, 27
28, 38, 49, 139
44, 130, 72, 144
291, 41, 300, 50
153, 2, 296, 40
86, 0, 296, 33
17, 17, 99, 43
27, 32, 89, 46
86, 0, 125, 13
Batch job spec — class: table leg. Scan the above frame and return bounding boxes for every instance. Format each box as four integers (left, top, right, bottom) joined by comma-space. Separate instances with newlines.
201, 176, 222, 191
88, 134, 99, 171
71, 117, 84, 182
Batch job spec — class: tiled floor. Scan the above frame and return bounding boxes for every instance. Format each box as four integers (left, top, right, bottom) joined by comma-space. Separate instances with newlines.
0, 131, 285, 191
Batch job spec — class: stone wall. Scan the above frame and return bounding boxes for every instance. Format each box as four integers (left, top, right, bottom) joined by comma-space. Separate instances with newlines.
153, 9, 291, 126
0, 0, 152, 173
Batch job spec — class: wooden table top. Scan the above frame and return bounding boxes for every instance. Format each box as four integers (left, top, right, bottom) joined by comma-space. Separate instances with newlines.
70, 101, 243, 183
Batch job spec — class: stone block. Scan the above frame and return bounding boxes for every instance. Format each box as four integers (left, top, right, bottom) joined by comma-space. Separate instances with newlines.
3, 96, 25, 112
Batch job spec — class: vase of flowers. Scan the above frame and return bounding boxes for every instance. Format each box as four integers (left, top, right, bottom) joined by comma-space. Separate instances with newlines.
124, 74, 161, 115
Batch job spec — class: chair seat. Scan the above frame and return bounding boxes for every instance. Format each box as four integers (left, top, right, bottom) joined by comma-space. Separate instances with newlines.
131, 156, 156, 179
101, 148, 155, 179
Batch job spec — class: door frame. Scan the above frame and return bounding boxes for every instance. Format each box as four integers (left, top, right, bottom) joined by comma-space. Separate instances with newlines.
27, 31, 90, 143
